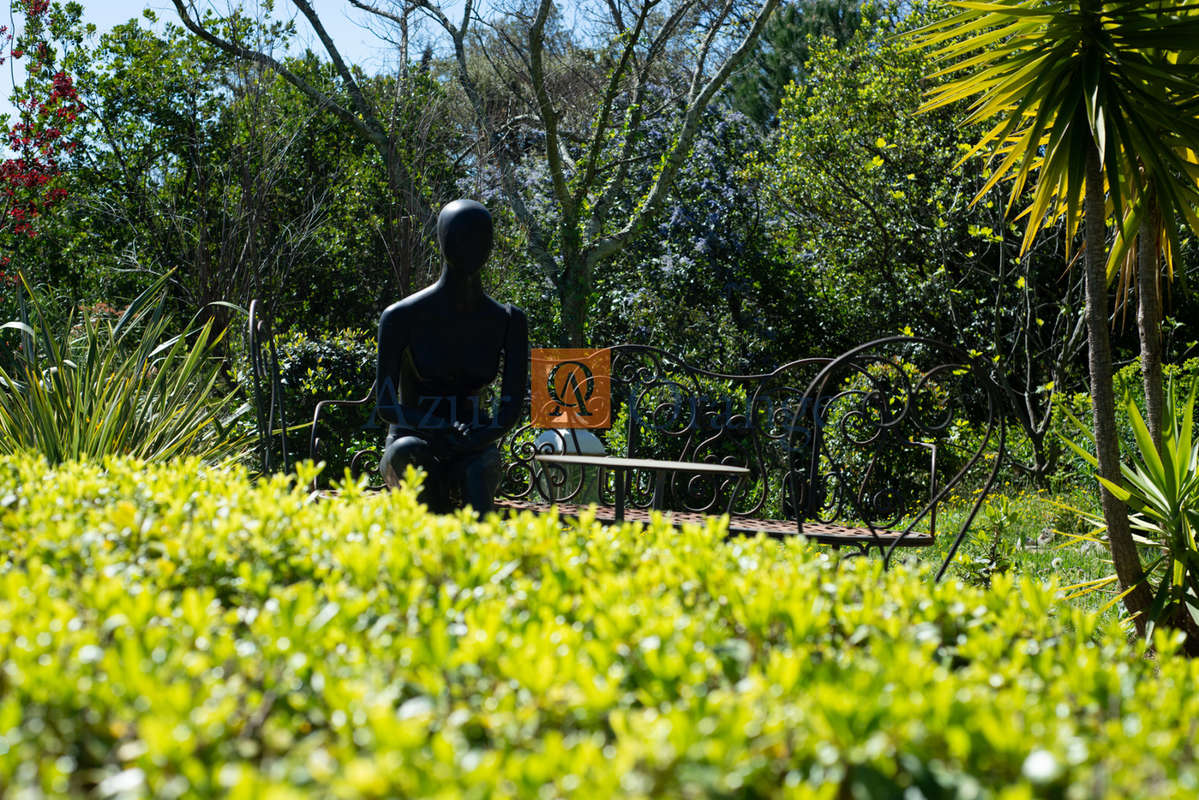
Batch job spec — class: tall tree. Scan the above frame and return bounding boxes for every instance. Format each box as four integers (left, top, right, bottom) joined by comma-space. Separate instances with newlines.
170, 0, 452, 295
361, 0, 781, 345
1103, 37, 1199, 451
1110, 51, 1199, 452
725, 0, 864, 128
914, 0, 1199, 638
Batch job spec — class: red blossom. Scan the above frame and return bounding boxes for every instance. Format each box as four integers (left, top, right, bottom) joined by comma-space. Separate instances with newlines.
2, 1, 83, 243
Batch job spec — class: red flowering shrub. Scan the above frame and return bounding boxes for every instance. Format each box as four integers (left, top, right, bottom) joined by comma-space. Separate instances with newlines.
1, 0, 83, 257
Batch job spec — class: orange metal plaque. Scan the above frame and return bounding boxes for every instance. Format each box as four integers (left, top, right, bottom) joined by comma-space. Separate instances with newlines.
531, 348, 611, 428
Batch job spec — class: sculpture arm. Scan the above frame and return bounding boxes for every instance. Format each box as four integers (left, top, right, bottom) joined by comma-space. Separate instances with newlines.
497, 306, 530, 432
375, 307, 409, 427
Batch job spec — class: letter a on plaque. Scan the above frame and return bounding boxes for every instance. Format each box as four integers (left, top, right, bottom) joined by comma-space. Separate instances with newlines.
531, 349, 611, 429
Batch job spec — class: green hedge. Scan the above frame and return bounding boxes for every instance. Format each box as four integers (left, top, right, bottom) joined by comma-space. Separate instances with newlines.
1, 455, 1198, 797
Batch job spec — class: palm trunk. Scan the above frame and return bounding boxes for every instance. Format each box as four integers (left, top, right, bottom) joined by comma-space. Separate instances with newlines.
1137, 195, 1163, 450
1084, 142, 1152, 633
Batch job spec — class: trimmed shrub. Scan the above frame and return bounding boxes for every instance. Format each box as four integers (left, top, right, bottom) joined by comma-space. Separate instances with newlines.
1, 454, 1198, 797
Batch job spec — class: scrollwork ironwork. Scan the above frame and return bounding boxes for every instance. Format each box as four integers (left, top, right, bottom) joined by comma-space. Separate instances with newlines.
792, 336, 1006, 573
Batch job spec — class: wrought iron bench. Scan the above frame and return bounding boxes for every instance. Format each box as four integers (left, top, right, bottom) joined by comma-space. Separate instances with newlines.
248, 313, 1006, 575
494, 339, 1005, 574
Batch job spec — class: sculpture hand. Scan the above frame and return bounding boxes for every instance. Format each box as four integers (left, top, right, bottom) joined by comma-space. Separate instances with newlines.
444, 421, 476, 454
446, 420, 498, 454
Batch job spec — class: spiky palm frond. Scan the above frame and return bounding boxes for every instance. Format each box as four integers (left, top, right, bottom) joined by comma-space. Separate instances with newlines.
912, 1, 1199, 256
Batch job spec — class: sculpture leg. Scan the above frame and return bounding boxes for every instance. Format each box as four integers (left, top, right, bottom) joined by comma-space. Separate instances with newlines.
379, 434, 453, 512
460, 444, 502, 513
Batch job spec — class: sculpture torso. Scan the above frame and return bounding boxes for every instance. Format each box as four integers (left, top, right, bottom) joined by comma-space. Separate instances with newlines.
378, 289, 513, 428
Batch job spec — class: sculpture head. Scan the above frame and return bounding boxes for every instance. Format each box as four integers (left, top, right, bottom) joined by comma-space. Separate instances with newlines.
437, 199, 493, 276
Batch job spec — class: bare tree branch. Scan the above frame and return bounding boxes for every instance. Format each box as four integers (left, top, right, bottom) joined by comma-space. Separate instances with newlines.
529, 0, 573, 218
572, 0, 655, 210
406, 0, 559, 279
290, 1, 375, 122
347, 0, 404, 27
587, 0, 698, 239
170, 1, 378, 148
588, 0, 781, 267
687, 0, 736, 105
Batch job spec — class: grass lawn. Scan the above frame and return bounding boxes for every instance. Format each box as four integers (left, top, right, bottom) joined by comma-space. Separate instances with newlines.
933, 485, 1118, 618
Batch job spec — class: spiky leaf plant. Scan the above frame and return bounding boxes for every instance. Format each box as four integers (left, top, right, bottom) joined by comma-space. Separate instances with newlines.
1062, 380, 1199, 645
0, 274, 247, 464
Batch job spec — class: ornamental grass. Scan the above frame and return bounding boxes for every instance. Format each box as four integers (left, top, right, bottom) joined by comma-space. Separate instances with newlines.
0, 275, 245, 466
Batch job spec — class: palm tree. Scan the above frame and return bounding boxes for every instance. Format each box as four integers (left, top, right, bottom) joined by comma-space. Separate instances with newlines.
1109, 42, 1199, 451
911, 0, 1199, 635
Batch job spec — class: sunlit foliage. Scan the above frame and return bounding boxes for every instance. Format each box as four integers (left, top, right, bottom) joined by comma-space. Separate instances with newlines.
1, 455, 1197, 795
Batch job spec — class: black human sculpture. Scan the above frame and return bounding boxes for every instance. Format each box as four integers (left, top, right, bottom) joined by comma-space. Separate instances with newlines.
375, 199, 528, 512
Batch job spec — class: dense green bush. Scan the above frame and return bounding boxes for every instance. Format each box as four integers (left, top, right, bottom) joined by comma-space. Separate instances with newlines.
2, 454, 1198, 797
235, 327, 378, 476
274, 328, 375, 426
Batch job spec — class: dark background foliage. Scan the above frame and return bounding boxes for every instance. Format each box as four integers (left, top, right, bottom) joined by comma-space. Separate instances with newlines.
5, 0, 1197, 484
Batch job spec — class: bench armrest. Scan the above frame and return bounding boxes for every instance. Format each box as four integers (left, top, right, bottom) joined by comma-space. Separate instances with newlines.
247, 300, 289, 473
794, 336, 1006, 576
309, 389, 376, 489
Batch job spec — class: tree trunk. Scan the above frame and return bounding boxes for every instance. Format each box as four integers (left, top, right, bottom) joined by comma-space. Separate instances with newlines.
1137, 195, 1164, 450
556, 257, 589, 347
384, 153, 414, 297
1027, 426, 1055, 488
1083, 141, 1152, 633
